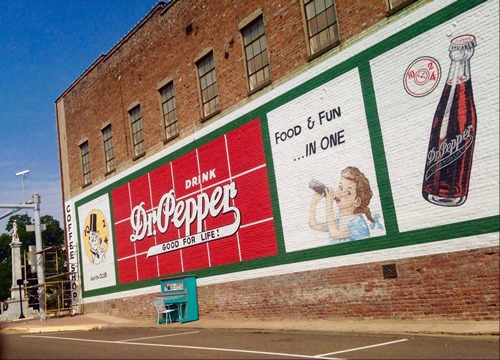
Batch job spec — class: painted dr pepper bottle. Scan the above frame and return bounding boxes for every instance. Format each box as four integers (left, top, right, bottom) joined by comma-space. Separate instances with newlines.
422, 34, 477, 206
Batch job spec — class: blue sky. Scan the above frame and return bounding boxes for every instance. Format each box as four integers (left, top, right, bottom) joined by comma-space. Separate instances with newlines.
0, 1, 160, 233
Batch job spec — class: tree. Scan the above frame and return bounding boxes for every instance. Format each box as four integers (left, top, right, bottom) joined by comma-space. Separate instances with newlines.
39, 215, 65, 249
0, 233, 12, 301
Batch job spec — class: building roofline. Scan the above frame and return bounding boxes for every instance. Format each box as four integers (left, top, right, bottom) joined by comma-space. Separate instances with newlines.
55, 1, 174, 103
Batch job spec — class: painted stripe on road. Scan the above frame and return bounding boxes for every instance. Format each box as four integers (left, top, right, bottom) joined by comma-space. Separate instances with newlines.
315, 338, 409, 357
120, 330, 200, 342
23, 334, 345, 359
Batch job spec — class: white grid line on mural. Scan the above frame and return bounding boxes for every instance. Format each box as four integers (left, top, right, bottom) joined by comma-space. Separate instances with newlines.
127, 182, 140, 281
147, 172, 161, 278
170, 160, 185, 273
224, 134, 243, 262
195, 147, 212, 268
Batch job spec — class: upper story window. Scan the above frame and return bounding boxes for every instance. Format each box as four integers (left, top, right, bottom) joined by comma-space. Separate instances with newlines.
241, 15, 271, 93
196, 51, 220, 119
304, 0, 339, 57
386, 0, 417, 14
159, 82, 179, 141
129, 104, 145, 157
102, 124, 115, 173
80, 141, 91, 186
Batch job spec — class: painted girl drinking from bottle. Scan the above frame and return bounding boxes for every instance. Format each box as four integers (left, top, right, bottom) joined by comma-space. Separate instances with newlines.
309, 166, 376, 244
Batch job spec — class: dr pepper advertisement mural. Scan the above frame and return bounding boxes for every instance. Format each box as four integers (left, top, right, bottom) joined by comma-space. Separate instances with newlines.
77, 119, 278, 291
72, 0, 498, 294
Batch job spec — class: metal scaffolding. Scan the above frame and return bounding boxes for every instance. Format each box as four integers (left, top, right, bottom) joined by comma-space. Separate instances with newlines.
23, 245, 80, 319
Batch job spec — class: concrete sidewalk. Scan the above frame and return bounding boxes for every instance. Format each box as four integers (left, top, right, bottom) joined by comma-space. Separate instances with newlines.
1, 313, 499, 338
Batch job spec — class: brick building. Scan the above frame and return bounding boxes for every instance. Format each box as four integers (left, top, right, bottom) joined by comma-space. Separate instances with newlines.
56, 0, 499, 322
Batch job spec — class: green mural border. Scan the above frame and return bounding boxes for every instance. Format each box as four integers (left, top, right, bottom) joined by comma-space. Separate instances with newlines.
76, 0, 498, 297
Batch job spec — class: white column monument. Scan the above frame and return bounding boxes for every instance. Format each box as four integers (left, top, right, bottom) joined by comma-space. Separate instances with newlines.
0, 193, 45, 320
3, 222, 25, 320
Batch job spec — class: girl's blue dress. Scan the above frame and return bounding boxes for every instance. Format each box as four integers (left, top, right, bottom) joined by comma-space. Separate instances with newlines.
325, 214, 369, 244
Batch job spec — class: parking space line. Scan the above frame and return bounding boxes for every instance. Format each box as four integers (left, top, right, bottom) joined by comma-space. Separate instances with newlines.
23, 334, 345, 359
315, 338, 409, 357
120, 330, 200, 342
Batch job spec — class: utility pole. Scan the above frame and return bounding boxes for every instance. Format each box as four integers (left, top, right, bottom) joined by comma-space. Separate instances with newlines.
32, 193, 45, 320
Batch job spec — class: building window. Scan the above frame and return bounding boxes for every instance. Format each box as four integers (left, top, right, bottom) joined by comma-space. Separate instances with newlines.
159, 82, 179, 141
386, 0, 417, 13
102, 125, 115, 173
241, 16, 271, 92
80, 141, 91, 186
304, 0, 339, 56
129, 105, 145, 157
196, 51, 220, 119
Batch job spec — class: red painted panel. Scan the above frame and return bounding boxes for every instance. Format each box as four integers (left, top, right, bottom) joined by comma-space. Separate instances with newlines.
111, 118, 278, 285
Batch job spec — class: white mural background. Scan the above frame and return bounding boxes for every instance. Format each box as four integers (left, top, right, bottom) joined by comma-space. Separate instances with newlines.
267, 69, 386, 252
77, 194, 117, 291
371, 0, 499, 232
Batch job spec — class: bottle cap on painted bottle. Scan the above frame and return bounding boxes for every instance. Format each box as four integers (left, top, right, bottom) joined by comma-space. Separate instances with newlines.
449, 34, 476, 62
449, 34, 476, 51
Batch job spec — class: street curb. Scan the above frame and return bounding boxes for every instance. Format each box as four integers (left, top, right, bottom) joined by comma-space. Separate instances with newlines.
2, 325, 106, 333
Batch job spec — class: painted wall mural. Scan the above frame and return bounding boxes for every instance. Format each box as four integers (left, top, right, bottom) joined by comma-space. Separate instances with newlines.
266, 69, 385, 252
370, 0, 499, 232
76, 119, 278, 290
113, 118, 278, 285
70, 0, 498, 296
77, 194, 117, 291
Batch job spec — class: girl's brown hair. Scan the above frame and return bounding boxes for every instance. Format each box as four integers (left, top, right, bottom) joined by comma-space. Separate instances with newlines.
341, 166, 374, 223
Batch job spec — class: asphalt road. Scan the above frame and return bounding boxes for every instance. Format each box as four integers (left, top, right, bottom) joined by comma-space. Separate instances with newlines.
1, 328, 498, 359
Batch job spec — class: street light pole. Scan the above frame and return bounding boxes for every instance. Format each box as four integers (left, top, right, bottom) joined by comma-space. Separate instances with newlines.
15, 170, 29, 204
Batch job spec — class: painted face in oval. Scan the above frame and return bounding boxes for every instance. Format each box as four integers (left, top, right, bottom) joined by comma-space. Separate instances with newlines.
89, 231, 99, 252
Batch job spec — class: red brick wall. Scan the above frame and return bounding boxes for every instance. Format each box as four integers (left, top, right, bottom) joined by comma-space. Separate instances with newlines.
58, 0, 400, 199
336, 0, 388, 40
84, 246, 499, 321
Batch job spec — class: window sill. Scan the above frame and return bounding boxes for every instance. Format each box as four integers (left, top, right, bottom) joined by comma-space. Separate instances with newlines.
82, 181, 93, 189
248, 79, 272, 97
132, 152, 146, 161
201, 109, 221, 123
307, 40, 340, 63
163, 133, 179, 145
386, 0, 418, 16
104, 168, 116, 177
